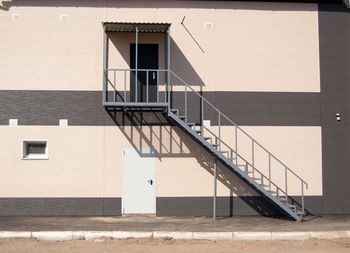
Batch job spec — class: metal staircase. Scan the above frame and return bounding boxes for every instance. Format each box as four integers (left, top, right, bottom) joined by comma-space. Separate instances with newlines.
103, 68, 308, 221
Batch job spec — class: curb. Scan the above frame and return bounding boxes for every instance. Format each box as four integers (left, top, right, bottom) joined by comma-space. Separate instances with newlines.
0, 231, 349, 241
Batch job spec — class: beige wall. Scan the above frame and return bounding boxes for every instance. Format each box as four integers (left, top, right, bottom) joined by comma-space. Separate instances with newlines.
0, 125, 322, 198
0, 1, 320, 92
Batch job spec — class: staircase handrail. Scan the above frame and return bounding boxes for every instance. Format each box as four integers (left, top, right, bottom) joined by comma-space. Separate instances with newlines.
169, 70, 308, 188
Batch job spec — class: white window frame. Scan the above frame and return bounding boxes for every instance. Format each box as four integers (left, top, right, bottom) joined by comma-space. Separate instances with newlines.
22, 139, 49, 160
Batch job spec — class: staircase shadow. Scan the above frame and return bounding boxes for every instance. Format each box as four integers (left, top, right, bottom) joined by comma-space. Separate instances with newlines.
106, 109, 292, 219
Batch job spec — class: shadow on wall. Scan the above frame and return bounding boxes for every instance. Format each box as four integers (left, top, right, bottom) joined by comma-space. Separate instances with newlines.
109, 33, 205, 87
0, 0, 326, 11
106, 109, 287, 217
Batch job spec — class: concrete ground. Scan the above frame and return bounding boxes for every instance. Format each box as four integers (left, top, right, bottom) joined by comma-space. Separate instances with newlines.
1, 238, 350, 253
0, 215, 349, 232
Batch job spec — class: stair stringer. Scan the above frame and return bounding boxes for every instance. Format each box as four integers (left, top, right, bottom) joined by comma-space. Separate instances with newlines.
167, 111, 301, 221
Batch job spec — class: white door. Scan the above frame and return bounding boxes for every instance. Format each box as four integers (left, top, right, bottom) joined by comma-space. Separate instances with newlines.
122, 147, 156, 214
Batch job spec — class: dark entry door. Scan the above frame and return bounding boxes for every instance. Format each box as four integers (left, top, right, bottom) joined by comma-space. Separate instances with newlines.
130, 44, 159, 103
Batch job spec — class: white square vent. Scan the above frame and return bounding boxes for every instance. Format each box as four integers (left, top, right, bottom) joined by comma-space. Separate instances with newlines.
60, 14, 68, 23
59, 119, 68, 127
204, 22, 213, 32
9, 119, 18, 127
203, 120, 211, 129
12, 13, 21, 23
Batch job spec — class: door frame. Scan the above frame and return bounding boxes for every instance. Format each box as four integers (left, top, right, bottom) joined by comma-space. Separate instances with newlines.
130, 43, 159, 102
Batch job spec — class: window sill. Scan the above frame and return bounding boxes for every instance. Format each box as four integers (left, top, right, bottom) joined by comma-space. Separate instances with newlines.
22, 156, 49, 160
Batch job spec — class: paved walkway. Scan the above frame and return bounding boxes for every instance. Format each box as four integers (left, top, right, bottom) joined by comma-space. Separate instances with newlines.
0, 215, 349, 232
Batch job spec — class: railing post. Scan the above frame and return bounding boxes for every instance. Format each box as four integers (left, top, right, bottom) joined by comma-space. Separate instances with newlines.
124, 70, 126, 102
103, 69, 107, 103
146, 70, 149, 103
285, 167, 288, 196
113, 70, 116, 103
235, 125, 238, 164
167, 71, 171, 106
156, 70, 159, 103
301, 182, 305, 216
201, 97, 204, 137
213, 155, 217, 221
269, 154, 271, 191
185, 85, 187, 123
218, 113, 221, 151
252, 140, 255, 177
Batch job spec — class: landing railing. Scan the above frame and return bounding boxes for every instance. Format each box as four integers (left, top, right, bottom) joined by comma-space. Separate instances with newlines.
103, 68, 308, 217
103, 68, 170, 105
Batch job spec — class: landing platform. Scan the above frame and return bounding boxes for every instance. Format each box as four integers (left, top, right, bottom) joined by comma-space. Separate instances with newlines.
104, 102, 168, 111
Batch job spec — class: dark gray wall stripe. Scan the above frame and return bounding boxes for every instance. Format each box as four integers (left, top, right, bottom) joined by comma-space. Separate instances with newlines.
0, 198, 121, 216
0, 196, 324, 217
157, 196, 324, 217
0, 90, 321, 126
318, 3, 350, 214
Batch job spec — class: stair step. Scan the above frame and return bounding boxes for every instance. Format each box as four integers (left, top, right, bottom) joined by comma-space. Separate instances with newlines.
221, 151, 229, 154
279, 198, 289, 203
268, 190, 277, 195
194, 129, 202, 133
212, 143, 219, 147
179, 115, 186, 120
204, 137, 212, 140
287, 204, 296, 210
170, 109, 179, 115
252, 177, 262, 181
236, 164, 246, 170
261, 184, 270, 188
187, 123, 195, 127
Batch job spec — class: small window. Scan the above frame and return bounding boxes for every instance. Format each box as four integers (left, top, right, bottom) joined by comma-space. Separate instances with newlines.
22, 140, 48, 160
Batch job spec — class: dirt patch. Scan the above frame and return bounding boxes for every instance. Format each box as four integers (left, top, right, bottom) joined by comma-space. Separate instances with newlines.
0, 238, 350, 253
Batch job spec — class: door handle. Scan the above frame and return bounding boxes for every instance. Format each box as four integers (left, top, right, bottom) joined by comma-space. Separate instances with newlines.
147, 179, 153, 185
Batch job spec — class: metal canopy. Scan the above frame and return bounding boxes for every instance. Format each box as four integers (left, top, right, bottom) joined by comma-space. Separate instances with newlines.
103, 22, 171, 33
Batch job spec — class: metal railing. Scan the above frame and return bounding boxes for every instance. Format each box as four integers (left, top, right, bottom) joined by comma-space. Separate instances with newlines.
103, 68, 308, 218
103, 68, 170, 104
168, 70, 308, 217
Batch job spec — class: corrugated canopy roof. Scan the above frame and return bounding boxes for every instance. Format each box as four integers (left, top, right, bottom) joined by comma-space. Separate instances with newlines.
103, 22, 171, 33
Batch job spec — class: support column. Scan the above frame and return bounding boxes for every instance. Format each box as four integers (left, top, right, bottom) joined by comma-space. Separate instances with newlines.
102, 25, 108, 104
167, 27, 171, 108
213, 155, 217, 221
135, 25, 139, 102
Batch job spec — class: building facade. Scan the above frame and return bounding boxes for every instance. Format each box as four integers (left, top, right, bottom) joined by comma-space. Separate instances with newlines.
0, 0, 349, 219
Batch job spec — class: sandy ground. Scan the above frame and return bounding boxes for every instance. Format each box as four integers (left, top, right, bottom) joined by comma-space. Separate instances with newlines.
0, 238, 350, 253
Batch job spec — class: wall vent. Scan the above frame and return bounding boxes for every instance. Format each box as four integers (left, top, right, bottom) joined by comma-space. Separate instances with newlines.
60, 14, 68, 23
22, 140, 49, 160
12, 13, 21, 23
204, 22, 213, 32
9, 119, 18, 127
59, 119, 68, 127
